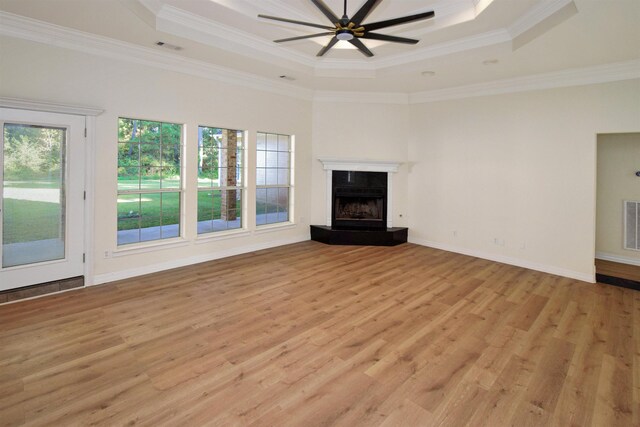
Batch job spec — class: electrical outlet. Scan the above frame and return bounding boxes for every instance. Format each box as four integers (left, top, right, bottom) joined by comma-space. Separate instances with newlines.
453, 230, 457, 237
104, 250, 110, 258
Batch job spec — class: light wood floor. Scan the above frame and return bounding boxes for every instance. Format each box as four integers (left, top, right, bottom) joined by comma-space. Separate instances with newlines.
1, 242, 638, 426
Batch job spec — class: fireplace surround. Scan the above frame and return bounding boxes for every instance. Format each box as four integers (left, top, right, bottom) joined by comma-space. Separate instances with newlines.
311, 158, 408, 246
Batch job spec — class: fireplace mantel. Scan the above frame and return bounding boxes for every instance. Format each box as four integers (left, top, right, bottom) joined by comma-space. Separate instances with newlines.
318, 158, 402, 173
318, 158, 403, 228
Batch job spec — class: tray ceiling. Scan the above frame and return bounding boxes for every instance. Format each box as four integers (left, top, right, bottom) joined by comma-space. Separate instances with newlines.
0, 0, 638, 93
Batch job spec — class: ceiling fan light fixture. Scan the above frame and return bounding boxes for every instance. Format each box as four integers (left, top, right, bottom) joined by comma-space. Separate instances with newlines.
336, 31, 354, 41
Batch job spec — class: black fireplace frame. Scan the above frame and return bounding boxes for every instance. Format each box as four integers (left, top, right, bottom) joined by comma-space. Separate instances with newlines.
331, 171, 387, 230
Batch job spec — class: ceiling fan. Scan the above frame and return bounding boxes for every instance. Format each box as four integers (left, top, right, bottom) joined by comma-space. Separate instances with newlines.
258, 0, 435, 57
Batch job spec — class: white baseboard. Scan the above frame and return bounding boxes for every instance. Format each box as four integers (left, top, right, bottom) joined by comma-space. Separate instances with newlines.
595, 251, 640, 267
409, 237, 595, 283
92, 235, 309, 286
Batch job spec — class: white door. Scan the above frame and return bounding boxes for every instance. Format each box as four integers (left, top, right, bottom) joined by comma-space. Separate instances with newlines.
0, 108, 85, 291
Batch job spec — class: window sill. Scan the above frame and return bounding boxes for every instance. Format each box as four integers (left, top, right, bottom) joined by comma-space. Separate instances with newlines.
254, 222, 297, 234
113, 238, 190, 257
196, 229, 252, 244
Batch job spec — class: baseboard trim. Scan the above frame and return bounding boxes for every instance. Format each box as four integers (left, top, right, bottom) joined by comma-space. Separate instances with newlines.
595, 251, 640, 267
92, 235, 310, 285
596, 274, 640, 291
409, 237, 595, 283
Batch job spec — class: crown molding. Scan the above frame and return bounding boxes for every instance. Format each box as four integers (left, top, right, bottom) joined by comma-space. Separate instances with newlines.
473, 0, 495, 16
2, 10, 637, 106
509, 0, 578, 50
129, 0, 549, 72
156, 5, 317, 69
154, 1, 488, 72
251, 0, 337, 24
312, 60, 640, 104
313, 60, 377, 78
2, 0, 580, 81
508, 0, 574, 39
0, 97, 104, 116
136, 0, 165, 15
0, 11, 314, 101
409, 59, 640, 104
159, 4, 380, 78
375, 29, 511, 70
300, 28, 510, 75
314, 91, 409, 105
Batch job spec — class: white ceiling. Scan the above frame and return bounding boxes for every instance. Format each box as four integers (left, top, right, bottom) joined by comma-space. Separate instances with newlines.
0, 0, 639, 93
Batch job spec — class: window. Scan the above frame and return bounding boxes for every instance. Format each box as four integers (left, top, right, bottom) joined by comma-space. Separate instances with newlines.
256, 132, 293, 226
198, 127, 245, 234
117, 118, 182, 245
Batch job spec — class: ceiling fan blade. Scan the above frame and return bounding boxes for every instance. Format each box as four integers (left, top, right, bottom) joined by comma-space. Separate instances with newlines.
360, 32, 419, 44
364, 11, 434, 32
258, 14, 335, 30
275, 32, 335, 43
351, 0, 383, 25
317, 36, 339, 56
348, 37, 374, 57
310, 0, 340, 24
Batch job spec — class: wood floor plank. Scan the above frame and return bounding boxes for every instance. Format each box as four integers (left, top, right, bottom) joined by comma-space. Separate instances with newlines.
509, 337, 575, 426
507, 293, 549, 331
466, 354, 535, 426
0, 242, 638, 426
592, 354, 634, 426
379, 399, 434, 427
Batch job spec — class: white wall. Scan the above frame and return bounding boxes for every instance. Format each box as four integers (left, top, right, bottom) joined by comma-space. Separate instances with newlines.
0, 37, 313, 284
310, 101, 409, 227
408, 79, 640, 281
3, 35, 639, 286
596, 133, 640, 261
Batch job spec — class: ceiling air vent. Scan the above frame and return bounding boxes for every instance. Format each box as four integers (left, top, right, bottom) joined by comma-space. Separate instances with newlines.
156, 41, 183, 51
624, 200, 640, 251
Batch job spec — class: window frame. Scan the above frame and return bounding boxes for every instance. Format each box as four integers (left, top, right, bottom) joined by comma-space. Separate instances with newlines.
255, 131, 294, 227
196, 126, 247, 237
116, 117, 184, 247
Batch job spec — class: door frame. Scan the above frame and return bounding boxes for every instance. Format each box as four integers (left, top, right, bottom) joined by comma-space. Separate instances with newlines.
0, 97, 103, 288
593, 132, 640, 272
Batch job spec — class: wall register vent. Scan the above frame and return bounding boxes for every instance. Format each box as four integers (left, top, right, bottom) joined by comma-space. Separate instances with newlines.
624, 200, 640, 251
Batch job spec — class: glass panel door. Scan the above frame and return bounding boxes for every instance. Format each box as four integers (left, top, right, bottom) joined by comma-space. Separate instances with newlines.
0, 108, 85, 292
3, 124, 66, 267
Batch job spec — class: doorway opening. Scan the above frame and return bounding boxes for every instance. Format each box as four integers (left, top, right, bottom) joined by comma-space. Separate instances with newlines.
595, 132, 640, 290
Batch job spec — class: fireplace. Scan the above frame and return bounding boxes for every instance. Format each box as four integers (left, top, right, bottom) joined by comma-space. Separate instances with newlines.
310, 158, 408, 246
332, 171, 387, 230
